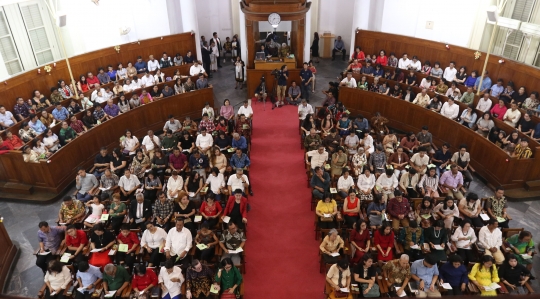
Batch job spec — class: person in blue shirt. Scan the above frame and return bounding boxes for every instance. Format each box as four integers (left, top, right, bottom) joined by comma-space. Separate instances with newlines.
29, 113, 47, 134
439, 254, 469, 295
490, 79, 504, 98
353, 115, 369, 139
230, 148, 250, 170
361, 61, 374, 76
332, 36, 346, 61
189, 150, 209, 179
75, 261, 103, 299
474, 70, 492, 94
299, 62, 313, 103
410, 255, 441, 297
134, 56, 147, 74
52, 103, 69, 122
231, 133, 248, 153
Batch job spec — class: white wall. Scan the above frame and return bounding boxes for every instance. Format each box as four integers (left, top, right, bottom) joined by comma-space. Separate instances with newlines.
318, 0, 355, 50
56, 0, 170, 57
196, 0, 234, 41
380, 0, 486, 48
259, 21, 292, 33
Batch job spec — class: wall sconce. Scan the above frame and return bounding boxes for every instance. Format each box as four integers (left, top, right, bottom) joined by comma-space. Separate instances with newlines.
499, 59, 505, 64
114, 45, 121, 53
37, 68, 41, 74
191, 30, 195, 36
356, 27, 360, 34
137, 41, 140, 45
474, 51, 481, 60
53, 62, 56, 68
44, 65, 52, 75
160, 37, 163, 40
445, 44, 450, 50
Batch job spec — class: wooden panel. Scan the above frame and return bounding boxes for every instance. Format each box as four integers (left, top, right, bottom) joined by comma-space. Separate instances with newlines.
0, 88, 214, 193
0, 33, 196, 112
0, 221, 17, 293
339, 87, 529, 190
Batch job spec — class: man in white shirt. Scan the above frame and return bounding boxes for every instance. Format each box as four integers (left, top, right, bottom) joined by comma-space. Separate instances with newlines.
147, 55, 160, 72
237, 100, 253, 118
195, 127, 213, 154
189, 61, 206, 77
305, 145, 328, 171
408, 56, 421, 71
0, 105, 16, 129
398, 53, 410, 69
476, 93, 493, 113
130, 78, 142, 90
118, 168, 141, 201
205, 168, 226, 201
91, 88, 106, 102
166, 171, 184, 201
163, 115, 182, 135
410, 147, 429, 175
375, 168, 399, 202
142, 130, 161, 159
503, 102, 521, 127
140, 71, 155, 87
478, 218, 505, 264
227, 168, 250, 194
339, 72, 356, 88
298, 99, 314, 126
164, 218, 192, 267
443, 61, 457, 82
440, 98, 459, 120
120, 80, 132, 94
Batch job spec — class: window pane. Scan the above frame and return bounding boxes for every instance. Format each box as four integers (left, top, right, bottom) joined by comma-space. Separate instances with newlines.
35, 49, 53, 65
5, 59, 22, 75
20, 4, 43, 30
0, 13, 9, 37
0, 36, 18, 61
29, 28, 50, 52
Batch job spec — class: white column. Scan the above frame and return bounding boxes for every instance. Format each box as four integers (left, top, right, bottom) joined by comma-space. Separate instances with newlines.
231, 0, 241, 38
180, 0, 202, 61
304, 0, 312, 63
238, 1, 248, 63
349, 0, 366, 56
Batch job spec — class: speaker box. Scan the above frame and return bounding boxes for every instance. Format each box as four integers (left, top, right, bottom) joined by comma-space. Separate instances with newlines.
56, 14, 66, 27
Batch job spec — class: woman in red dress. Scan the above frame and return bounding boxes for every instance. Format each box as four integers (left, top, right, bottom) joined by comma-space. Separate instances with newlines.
78, 75, 89, 93
374, 222, 394, 264
350, 219, 370, 264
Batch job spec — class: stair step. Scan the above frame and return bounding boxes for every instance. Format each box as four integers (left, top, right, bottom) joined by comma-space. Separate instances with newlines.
525, 180, 540, 191
0, 182, 34, 194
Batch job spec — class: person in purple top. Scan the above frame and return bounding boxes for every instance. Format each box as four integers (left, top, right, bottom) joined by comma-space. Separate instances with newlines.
36, 221, 65, 274
103, 99, 120, 118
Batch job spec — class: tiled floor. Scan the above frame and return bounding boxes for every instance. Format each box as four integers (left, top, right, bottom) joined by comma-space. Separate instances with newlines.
3, 58, 540, 296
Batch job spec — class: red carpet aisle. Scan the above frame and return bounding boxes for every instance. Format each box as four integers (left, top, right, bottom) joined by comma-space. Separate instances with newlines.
245, 103, 324, 298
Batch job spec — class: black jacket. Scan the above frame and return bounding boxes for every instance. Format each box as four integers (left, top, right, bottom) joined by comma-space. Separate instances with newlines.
129, 199, 152, 220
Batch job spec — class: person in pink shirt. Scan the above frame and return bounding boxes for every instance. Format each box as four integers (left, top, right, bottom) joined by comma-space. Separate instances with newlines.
490, 99, 508, 120
139, 90, 154, 105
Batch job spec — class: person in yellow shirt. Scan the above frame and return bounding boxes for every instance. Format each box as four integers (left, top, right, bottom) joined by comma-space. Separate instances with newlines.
468, 255, 499, 296
315, 194, 338, 229
513, 139, 533, 159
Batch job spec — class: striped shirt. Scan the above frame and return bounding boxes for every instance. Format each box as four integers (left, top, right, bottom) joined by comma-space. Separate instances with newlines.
418, 175, 439, 191
514, 144, 532, 159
